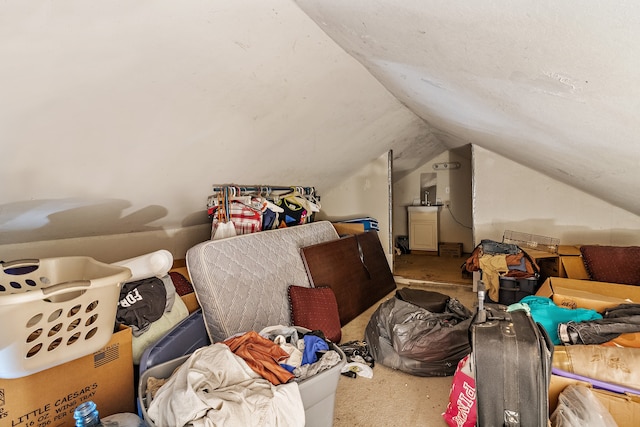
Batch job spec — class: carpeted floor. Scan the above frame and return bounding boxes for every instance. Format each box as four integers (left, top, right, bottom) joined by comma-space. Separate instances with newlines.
331, 254, 477, 427
393, 252, 472, 285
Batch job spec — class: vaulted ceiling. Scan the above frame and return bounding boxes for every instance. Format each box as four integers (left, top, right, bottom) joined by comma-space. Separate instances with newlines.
1, 1, 638, 245
295, 1, 640, 216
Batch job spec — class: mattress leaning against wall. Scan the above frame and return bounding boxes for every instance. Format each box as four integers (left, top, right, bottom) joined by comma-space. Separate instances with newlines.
179, 221, 345, 426
185, 220, 340, 342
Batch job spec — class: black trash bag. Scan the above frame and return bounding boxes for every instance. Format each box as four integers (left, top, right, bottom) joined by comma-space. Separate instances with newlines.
395, 287, 450, 313
364, 292, 473, 377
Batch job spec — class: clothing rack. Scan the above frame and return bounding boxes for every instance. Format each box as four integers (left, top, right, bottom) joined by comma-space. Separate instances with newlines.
208, 184, 320, 238
211, 185, 318, 197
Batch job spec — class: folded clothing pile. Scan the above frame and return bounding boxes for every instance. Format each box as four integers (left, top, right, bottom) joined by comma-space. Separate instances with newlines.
462, 239, 540, 303
115, 272, 189, 364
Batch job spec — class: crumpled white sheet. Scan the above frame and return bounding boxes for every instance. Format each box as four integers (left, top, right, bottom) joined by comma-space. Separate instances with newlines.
147, 343, 305, 427
293, 350, 342, 381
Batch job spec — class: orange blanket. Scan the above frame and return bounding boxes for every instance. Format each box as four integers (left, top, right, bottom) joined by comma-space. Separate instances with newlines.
223, 331, 294, 385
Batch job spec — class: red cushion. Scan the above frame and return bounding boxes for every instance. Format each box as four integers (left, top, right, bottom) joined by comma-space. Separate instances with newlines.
288, 285, 342, 343
169, 271, 195, 296
580, 245, 640, 286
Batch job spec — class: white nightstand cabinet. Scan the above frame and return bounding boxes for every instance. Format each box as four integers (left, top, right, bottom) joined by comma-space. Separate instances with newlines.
408, 206, 439, 252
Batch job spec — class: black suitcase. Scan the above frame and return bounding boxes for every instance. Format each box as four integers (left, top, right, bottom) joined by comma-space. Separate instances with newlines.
471, 281, 553, 427
498, 276, 540, 305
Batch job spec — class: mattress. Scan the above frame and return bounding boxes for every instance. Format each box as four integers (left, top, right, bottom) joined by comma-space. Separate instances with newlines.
186, 221, 340, 342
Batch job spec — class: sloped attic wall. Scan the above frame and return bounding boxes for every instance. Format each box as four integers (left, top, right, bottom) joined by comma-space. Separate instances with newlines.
473, 146, 640, 246
294, 0, 640, 217
3, 1, 639, 264
0, 1, 443, 261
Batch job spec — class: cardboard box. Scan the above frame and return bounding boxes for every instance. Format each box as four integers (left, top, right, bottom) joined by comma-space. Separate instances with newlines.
549, 375, 640, 427
180, 293, 200, 314
540, 278, 640, 426
522, 248, 560, 283
439, 242, 463, 257
536, 276, 640, 347
170, 265, 200, 314
535, 277, 639, 312
331, 222, 365, 236
557, 245, 582, 256
523, 246, 581, 280
555, 246, 587, 279
560, 256, 590, 280
0, 328, 134, 427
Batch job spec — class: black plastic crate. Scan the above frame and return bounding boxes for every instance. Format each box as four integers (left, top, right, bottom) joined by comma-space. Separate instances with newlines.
498, 276, 539, 305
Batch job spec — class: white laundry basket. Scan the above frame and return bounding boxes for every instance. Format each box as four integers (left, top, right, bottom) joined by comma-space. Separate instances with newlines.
0, 256, 132, 379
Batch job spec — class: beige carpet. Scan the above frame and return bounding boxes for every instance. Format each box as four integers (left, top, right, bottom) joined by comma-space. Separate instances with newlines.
393, 253, 472, 286
332, 280, 476, 427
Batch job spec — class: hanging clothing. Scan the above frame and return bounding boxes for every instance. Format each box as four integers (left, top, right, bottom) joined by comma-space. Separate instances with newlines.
208, 186, 318, 232
274, 197, 307, 228
210, 201, 262, 236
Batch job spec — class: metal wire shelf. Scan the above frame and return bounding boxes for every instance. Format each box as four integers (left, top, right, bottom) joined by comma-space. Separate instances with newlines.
502, 230, 559, 254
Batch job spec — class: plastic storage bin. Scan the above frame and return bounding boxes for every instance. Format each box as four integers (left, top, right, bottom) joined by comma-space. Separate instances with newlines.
137, 310, 346, 427
0, 256, 132, 379
498, 276, 539, 305
138, 308, 211, 374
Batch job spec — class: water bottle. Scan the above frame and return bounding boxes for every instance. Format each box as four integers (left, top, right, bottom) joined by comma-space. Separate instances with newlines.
73, 401, 145, 427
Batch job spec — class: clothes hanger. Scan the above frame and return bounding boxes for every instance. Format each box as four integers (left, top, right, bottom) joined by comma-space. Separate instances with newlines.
307, 188, 322, 211
290, 187, 320, 212
263, 199, 284, 213
251, 186, 284, 213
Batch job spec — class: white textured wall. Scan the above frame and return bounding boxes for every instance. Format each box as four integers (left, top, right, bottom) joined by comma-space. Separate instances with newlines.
393, 149, 474, 253
472, 145, 640, 246
295, 0, 640, 216
3, 1, 639, 264
4, 145, 638, 265
0, 0, 430, 248
316, 153, 392, 265
0, 225, 210, 264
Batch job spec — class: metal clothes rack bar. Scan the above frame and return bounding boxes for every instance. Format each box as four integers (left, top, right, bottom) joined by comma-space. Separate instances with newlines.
211, 185, 317, 197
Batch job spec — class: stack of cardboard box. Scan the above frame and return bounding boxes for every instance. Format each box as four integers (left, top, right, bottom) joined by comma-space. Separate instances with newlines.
0, 327, 135, 427
537, 277, 640, 426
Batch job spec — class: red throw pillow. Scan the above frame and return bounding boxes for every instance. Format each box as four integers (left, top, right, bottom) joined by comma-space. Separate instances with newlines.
169, 271, 195, 296
580, 245, 640, 286
288, 285, 342, 343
